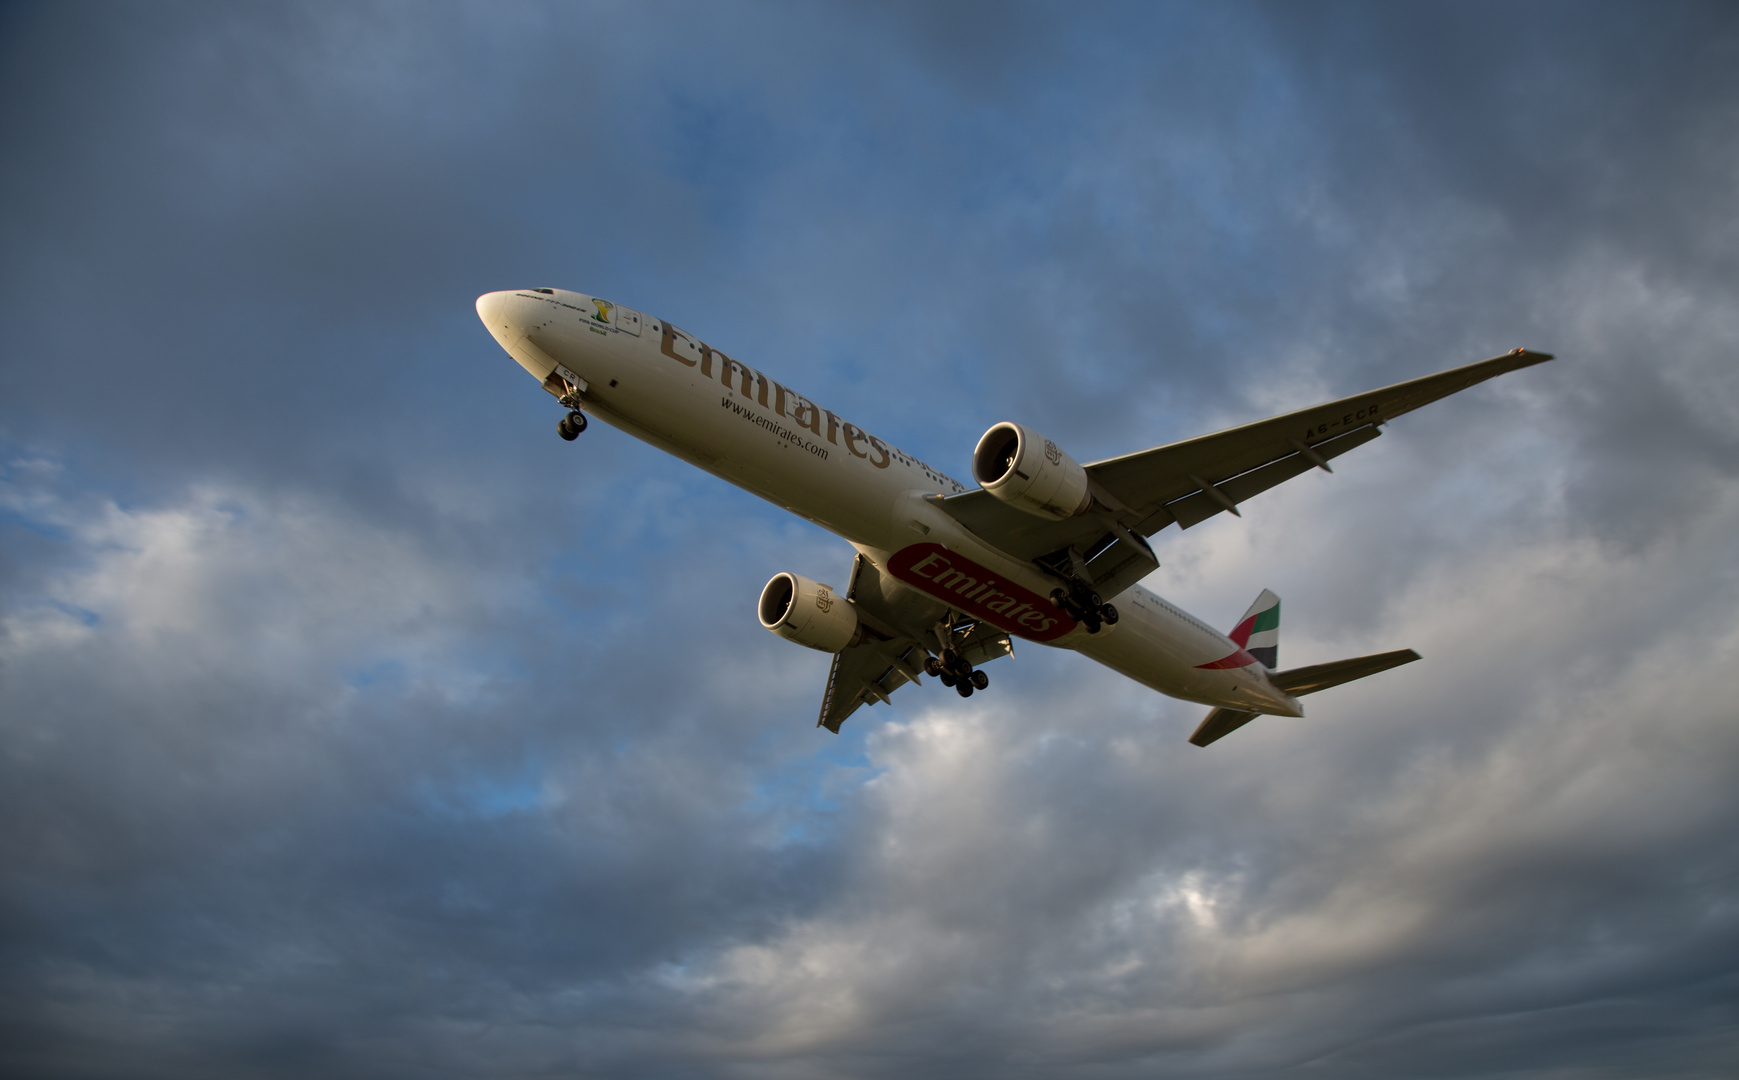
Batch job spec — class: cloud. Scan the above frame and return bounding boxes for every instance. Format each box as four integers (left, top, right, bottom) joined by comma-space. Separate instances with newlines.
2, 1, 1737, 1076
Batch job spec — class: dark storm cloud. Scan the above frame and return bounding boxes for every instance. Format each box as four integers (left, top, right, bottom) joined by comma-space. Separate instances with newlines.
3, 1, 1737, 1077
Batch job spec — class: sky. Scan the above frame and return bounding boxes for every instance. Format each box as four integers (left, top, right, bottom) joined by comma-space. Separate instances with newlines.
1, 1, 1736, 1076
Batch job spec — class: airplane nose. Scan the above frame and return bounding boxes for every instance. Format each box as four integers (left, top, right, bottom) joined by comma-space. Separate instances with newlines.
477, 289, 561, 382
476, 290, 525, 351
476, 289, 510, 330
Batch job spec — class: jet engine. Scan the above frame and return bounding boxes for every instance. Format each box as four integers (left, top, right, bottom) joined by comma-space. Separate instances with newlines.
971, 422, 1092, 520
758, 572, 859, 653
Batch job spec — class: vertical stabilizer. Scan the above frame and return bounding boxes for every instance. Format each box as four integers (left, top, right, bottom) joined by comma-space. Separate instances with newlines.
1230, 589, 1280, 669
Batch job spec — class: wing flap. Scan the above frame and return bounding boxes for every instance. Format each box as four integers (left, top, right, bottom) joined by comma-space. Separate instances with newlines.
1156, 423, 1384, 530
819, 637, 928, 733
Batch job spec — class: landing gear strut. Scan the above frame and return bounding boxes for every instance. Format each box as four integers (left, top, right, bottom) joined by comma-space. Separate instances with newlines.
556, 378, 588, 441
1051, 586, 1118, 634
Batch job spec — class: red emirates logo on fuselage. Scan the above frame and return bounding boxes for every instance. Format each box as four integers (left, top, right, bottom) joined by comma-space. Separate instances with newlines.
886, 543, 1075, 642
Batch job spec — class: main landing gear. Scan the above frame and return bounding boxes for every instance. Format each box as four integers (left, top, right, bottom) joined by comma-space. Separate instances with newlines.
557, 410, 588, 440
925, 648, 990, 698
1051, 586, 1119, 634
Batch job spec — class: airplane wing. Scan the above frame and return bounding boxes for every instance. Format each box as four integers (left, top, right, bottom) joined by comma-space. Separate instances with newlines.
817, 636, 930, 733
817, 554, 1014, 732
934, 349, 1555, 588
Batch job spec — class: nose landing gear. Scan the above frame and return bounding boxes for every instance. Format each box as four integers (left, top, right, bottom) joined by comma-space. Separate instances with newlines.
557, 411, 588, 440
555, 376, 588, 441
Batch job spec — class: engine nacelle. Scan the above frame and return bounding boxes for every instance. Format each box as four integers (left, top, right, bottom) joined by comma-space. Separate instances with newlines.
971, 422, 1092, 520
757, 572, 859, 653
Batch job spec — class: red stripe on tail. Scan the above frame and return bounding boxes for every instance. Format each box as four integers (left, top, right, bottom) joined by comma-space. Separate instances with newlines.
1197, 649, 1259, 670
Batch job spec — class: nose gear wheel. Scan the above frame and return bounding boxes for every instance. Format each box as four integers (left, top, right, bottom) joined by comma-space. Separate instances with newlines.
555, 375, 589, 441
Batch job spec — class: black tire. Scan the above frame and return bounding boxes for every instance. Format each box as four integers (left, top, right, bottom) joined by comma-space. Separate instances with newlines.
1087, 591, 1102, 608
1050, 588, 1069, 608
939, 672, 957, 688
924, 656, 943, 677
569, 411, 588, 433
970, 670, 988, 690
940, 648, 957, 668
1084, 615, 1102, 634
956, 682, 974, 698
557, 416, 580, 441
1100, 603, 1119, 625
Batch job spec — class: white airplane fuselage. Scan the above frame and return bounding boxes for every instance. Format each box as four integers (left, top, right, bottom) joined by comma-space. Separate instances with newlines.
477, 287, 1302, 718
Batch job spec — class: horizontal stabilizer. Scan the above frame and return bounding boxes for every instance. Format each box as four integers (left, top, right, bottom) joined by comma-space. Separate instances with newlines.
1188, 648, 1422, 747
1188, 708, 1261, 747
1270, 648, 1421, 696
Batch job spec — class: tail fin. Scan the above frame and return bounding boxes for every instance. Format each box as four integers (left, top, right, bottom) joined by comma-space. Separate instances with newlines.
1188, 648, 1423, 748
1230, 589, 1281, 669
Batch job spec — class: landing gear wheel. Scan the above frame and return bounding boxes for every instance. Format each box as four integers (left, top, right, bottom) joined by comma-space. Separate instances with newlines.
939, 671, 957, 688
1052, 584, 1110, 628
956, 682, 974, 698
970, 670, 989, 690
940, 648, 958, 668
557, 411, 587, 440
924, 656, 944, 678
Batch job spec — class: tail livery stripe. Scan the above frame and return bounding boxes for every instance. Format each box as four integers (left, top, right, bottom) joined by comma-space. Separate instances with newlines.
1228, 589, 1280, 669
1197, 649, 1259, 670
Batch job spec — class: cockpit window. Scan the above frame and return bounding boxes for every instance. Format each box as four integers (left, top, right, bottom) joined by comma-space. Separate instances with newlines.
532, 288, 555, 295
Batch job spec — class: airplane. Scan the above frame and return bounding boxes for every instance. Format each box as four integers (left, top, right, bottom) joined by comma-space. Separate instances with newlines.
477, 288, 1552, 746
